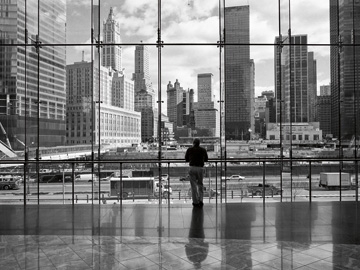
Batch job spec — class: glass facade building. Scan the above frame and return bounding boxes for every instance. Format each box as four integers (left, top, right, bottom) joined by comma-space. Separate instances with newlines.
0, 0, 358, 204
330, 0, 360, 140
0, 1, 359, 268
224, 5, 251, 140
0, 0, 67, 149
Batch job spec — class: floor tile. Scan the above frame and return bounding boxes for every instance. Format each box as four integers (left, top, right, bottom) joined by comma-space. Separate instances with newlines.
0, 202, 359, 269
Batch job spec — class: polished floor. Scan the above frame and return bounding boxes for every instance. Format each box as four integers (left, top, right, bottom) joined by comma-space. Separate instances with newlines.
0, 201, 360, 269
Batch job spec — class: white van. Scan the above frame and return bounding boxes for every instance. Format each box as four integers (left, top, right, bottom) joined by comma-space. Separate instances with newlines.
75, 174, 99, 182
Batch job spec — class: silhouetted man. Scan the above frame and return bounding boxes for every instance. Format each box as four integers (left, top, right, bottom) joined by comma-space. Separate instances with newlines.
185, 138, 208, 207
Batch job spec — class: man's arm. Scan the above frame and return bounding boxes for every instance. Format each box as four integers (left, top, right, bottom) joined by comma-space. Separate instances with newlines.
204, 148, 208, 162
185, 148, 190, 162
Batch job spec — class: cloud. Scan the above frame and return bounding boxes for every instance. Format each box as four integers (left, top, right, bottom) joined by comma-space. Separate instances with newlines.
66, 0, 332, 112
120, 0, 153, 15
117, 0, 218, 41
162, 16, 219, 43
67, 0, 91, 8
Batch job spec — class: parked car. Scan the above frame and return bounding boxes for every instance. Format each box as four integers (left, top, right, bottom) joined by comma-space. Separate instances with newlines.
188, 186, 220, 198
222, 175, 245, 181
179, 175, 190, 181
247, 184, 282, 196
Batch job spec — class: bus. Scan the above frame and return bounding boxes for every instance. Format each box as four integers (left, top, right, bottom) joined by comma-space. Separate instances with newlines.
109, 177, 172, 199
0, 175, 20, 190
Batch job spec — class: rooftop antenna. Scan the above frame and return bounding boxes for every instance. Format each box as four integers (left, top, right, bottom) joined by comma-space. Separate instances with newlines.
82, 51, 84, 61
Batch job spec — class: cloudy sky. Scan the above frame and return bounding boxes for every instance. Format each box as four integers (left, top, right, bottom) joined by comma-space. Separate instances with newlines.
66, 0, 331, 109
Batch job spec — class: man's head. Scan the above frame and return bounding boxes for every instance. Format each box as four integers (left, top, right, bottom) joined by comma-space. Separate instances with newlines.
193, 138, 200, 147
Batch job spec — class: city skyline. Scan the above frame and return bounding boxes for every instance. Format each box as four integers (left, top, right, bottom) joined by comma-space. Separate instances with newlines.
2, 0, 357, 150
66, 0, 331, 110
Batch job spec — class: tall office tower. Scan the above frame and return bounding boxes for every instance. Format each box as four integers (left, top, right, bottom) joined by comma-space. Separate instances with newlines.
167, 79, 185, 126
262, 90, 276, 125
198, 73, 214, 103
133, 45, 154, 96
0, 0, 66, 150
330, 0, 360, 139
181, 89, 195, 128
224, 6, 251, 140
135, 89, 155, 142
308, 52, 317, 122
249, 59, 255, 138
276, 34, 312, 123
102, 7, 122, 72
133, 45, 156, 142
184, 89, 195, 129
274, 36, 285, 123
193, 73, 219, 137
320, 85, 331, 96
316, 94, 332, 138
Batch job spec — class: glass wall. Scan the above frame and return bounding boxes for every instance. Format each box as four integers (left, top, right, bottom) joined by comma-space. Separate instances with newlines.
0, 0, 359, 204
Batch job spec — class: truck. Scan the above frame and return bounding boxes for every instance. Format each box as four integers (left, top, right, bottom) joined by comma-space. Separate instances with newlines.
319, 172, 351, 190
247, 183, 282, 196
109, 177, 172, 199
75, 174, 99, 182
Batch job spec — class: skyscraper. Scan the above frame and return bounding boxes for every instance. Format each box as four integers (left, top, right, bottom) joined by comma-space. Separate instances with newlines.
102, 7, 122, 71
330, 0, 360, 139
0, 0, 67, 149
133, 45, 156, 142
193, 73, 219, 137
317, 94, 332, 138
307, 52, 317, 122
275, 35, 315, 123
224, 5, 251, 140
133, 45, 154, 96
66, 7, 141, 147
284, 35, 308, 123
167, 79, 185, 127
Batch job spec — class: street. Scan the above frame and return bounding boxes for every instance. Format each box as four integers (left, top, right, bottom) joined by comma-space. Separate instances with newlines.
0, 175, 358, 204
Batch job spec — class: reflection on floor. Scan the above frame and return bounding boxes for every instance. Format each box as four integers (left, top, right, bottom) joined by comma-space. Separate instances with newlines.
0, 201, 360, 269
